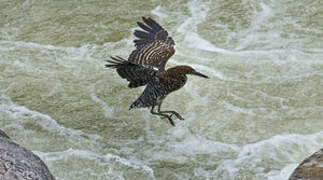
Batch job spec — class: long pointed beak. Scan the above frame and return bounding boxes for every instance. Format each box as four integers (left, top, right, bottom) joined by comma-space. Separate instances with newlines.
190, 71, 209, 78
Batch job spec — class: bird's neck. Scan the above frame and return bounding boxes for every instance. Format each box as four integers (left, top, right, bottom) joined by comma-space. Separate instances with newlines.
159, 69, 187, 84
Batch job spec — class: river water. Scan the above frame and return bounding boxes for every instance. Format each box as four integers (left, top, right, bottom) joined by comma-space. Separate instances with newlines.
1, 0, 323, 179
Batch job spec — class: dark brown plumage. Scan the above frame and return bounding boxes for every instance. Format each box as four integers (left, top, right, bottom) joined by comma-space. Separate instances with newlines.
105, 17, 208, 126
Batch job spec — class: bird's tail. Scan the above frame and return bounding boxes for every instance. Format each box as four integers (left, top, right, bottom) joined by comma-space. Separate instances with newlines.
129, 82, 160, 110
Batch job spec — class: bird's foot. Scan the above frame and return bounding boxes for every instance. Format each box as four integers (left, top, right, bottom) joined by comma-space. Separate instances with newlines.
161, 112, 184, 121
164, 115, 175, 126
170, 112, 184, 120
168, 117, 175, 126
160, 115, 175, 126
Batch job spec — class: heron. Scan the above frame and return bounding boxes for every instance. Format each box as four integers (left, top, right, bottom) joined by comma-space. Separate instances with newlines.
105, 17, 208, 126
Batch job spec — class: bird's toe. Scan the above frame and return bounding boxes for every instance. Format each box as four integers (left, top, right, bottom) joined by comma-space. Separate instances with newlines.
172, 113, 184, 120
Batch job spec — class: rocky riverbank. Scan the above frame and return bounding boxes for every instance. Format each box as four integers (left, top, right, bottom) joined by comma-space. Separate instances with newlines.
289, 148, 323, 180
0, 129, 55, 180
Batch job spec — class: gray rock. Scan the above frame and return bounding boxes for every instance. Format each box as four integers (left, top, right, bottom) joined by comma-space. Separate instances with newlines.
0, 129, 55, 180
0, 130, 9, 140
289, 148, 323, 180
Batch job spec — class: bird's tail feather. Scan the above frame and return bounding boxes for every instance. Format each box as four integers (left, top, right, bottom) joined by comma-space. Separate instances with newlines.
129, 82, 160, 109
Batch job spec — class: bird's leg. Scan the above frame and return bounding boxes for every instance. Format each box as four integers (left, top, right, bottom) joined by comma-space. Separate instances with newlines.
157, 103, 184, 120
150, 105, 175, 126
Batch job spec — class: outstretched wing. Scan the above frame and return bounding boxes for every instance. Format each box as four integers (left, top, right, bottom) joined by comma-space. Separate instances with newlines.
105, 56, 157, 88
128, 17, 175, 72
106, 56, 162, 109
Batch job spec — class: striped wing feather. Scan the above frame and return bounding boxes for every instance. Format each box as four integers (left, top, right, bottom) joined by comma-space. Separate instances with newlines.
105, 56, 162, 109
128, 17, 175, 71
105, 56, 157, 88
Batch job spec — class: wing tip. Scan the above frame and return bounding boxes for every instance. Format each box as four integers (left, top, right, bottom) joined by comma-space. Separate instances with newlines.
141, 16, 148, 21
141, 16, 162, 30
105, 56, 129, 68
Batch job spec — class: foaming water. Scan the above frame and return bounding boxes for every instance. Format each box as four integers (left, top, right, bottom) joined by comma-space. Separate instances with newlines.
151, 6, 168, 18
89, 83, 114, 118
235, 2, 274, 51
176, 0, 216, 52
1, 0, 323, 179
1, 96, 83, 136
213, 132, 323, 179
35, 148, 156, 180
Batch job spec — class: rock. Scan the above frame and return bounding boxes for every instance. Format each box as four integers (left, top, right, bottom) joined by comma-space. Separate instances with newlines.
0, 130, 10, 139
0, 129, 55, 180
289, 148, 323, 180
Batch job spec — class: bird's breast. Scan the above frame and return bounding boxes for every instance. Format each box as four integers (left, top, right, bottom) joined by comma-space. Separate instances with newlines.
159, 75, 187, 95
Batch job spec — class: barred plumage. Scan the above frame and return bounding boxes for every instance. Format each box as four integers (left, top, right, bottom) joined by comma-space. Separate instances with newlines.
128, 17, 175, 71
105, 56, 156, 88
105, 17, 208, 126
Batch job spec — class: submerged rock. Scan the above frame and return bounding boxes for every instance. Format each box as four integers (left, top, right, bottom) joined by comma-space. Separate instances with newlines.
289, 148, 323, 180
0, 129, 55, 180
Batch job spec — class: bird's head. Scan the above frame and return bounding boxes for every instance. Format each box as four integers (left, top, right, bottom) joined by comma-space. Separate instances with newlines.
171, 65, 209, 78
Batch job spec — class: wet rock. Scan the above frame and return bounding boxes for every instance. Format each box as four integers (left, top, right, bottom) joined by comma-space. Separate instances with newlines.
0, 129, 55, 180
0, 130, 10, 139
289, 148, 323, 180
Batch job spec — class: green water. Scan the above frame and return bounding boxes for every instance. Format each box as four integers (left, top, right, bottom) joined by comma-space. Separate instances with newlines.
1, 0, 323, 179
